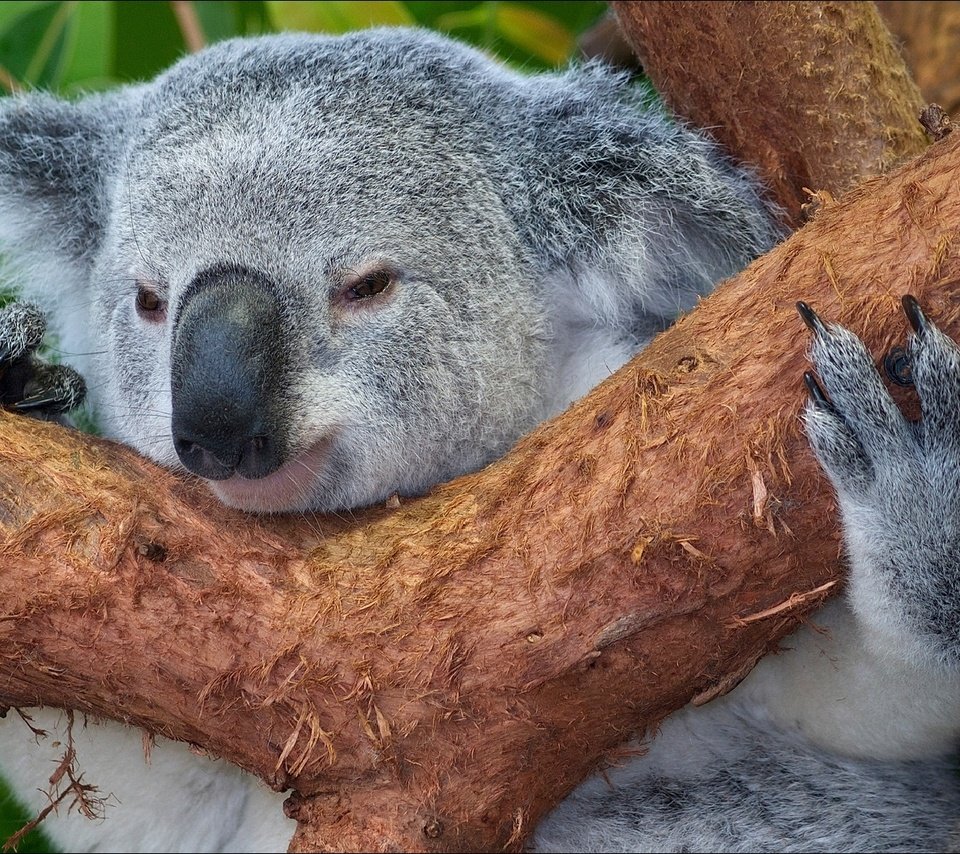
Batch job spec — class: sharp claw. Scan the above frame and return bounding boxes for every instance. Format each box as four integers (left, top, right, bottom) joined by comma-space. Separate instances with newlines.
803, 371, 834, 411
902, 295, 927, 338
10, 372, 86, 414
797, 301, 828, 336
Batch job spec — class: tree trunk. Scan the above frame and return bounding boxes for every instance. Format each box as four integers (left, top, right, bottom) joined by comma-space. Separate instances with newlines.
877, 1, 960, 118
612, 0, 928, 224
3, 125, 959, 851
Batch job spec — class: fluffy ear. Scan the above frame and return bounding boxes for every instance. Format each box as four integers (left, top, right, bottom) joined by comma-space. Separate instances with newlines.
0, 86, 141, 301
513, 64, 784, 325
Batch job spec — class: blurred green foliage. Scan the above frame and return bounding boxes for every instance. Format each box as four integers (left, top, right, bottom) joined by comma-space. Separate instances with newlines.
0, 0, 608, 95
0, 2, 609, 851
0, 777, 55, 854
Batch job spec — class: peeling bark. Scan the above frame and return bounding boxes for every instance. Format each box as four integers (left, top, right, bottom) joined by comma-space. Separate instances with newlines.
3, 129, 960, 851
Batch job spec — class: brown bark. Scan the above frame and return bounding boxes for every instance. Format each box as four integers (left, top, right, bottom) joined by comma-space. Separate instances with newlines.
611, 1, 928, 225
2, 128, 960, 851
878, 1, 960, 118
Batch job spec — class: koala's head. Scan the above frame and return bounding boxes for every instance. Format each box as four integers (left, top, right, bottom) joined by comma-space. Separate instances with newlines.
0, 30, 555, 512
0, 28, 780, 513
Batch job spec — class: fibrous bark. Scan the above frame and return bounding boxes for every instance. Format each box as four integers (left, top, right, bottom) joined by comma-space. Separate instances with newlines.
877, 1, 960, 118
612, 1, 928, 224
2, 127, 959, 851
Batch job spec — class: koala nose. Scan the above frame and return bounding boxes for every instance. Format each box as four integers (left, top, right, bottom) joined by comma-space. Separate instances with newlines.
173, 428, 278, 482
171, 266, 288, 481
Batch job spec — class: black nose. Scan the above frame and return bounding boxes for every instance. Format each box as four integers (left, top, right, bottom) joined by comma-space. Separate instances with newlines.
171, 266, 288, 481
173, 430, 279, 481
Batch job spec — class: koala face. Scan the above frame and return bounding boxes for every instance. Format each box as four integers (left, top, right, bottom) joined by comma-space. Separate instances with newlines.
0, 29, 779, 514
81, 38, 551, 512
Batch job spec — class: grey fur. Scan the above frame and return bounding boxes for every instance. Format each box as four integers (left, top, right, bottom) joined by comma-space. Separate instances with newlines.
0, 27, 956, 854
0, 301, 84, 415
0, 28, 780, 512
0, 301, 45, 360
805, 308, 960, 666
534, 697, 960, 853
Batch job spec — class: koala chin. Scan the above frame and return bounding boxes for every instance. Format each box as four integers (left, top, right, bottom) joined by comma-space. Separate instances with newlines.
2, 26, 959, 854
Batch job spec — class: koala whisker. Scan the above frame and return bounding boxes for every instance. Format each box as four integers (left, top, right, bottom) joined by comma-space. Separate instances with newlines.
47, 348, 110, 358
128, 433, 174, 446
293, 511, 328, 543
102, 411, 172, 420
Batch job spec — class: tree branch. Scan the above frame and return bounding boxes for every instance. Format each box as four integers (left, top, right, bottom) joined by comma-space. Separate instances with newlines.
877, 1, 960, 118
4, 128, 960, 849
611, 0, 928, 224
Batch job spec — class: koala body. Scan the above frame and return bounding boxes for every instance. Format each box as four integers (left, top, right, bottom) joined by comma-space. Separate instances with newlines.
0, 27, 958, 854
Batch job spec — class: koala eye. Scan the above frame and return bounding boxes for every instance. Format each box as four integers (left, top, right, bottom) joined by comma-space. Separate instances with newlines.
346, 269, 392, 300
135, 284, 167, 321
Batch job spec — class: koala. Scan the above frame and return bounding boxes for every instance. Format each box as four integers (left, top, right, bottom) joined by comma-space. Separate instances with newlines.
0, 25, 957, 854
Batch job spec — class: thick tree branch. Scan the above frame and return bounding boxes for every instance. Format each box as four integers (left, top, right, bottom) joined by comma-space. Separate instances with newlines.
3, 130, 960, 850
612, 1, 928, 224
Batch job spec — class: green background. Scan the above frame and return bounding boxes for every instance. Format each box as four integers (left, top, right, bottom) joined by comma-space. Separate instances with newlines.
0, 1, 610, 93
0, 2, 608, 851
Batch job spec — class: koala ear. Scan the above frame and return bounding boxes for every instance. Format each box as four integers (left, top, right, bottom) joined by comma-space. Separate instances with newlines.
0, 86, 140, 296
515, 65, 783, 324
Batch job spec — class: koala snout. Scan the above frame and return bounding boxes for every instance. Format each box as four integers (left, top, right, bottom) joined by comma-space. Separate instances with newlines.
170, 266, 289, 481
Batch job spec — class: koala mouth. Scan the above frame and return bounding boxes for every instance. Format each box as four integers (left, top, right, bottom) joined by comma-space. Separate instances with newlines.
205, 437, 333, 513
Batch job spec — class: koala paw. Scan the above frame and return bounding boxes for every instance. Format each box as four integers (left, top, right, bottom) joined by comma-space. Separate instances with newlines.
799, 296, 960, 660
0, 302, 86, 417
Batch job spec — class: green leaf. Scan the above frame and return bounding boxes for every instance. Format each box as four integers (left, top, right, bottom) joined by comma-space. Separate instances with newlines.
0, 772, 57, 853
111, 0, 185, 82
194, 1, 272, 42
266, 1, 414, 34
425, 1, 603, 70
57, 1, 114, 90
0, 1, 50, 31
494, 4, 573, 66
0, 2, 62, 88
228, 0, 274, 36
192, 0, 240, 42
23, 1, 74, 85
432, 6, 491, 33
523, 0, 606, 36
